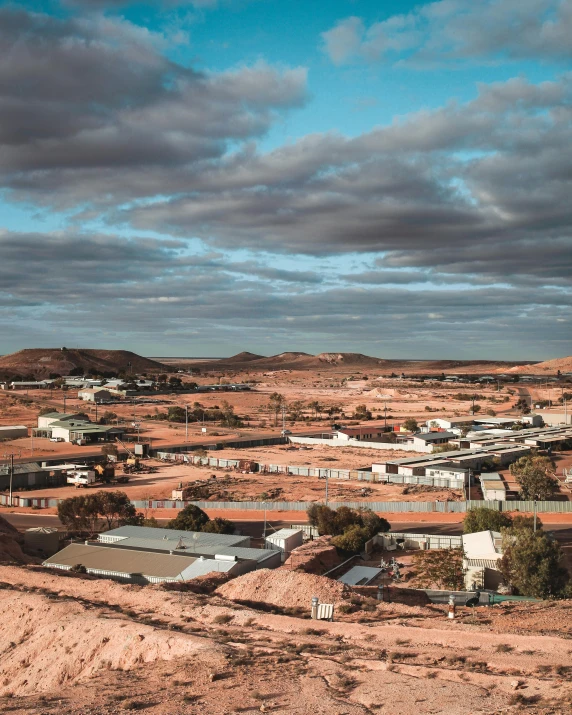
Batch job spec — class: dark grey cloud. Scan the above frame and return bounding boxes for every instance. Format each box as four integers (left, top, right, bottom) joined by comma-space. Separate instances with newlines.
0, 230, 569, 358
0, 7, 307, 206
321, 1, 572, 66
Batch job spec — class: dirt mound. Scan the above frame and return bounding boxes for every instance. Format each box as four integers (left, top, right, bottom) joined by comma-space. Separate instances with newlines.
283, 536, 340, 573
0, 516, 28, 564
0, 348, 166, 378
216, 568, 350, 609
316, 352, 383, 366
0, 514, 22, 542
0, 590, 224, 697
507, 355, 572, 374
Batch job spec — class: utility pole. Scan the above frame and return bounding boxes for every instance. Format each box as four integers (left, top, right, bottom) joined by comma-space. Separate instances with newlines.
95, 402, 98, 423
384, 402, 387, 429
63, 394, 67, 414
533, 500, 537, 532
2, 453, 17, 507
325, 472, 329, 505
185, 405, 188, 442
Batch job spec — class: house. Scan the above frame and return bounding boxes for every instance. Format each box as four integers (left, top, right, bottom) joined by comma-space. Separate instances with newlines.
8, 380, 53, 390
78, 388, 114, 403
411, 431, 457, 451
462, 530, 504, 590
336, 427, 387, 441
44, 525, 282, 584
34, 412, 124, 444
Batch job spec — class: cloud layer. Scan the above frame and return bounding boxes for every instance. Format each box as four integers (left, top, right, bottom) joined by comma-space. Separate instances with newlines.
0, 3, 570, 358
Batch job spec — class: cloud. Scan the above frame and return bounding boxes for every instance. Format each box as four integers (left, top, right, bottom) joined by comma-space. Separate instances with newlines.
0, 7, 307, 206
321, 0, 572, 66
1, 231, 569, 358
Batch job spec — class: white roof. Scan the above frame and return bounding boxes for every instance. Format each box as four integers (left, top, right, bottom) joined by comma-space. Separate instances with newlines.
266, 528, 303, 541
462, 530, 503, 560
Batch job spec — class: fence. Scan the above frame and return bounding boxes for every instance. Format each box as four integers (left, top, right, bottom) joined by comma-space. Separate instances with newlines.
2, 491, 572, 513
156, 452, 464, 488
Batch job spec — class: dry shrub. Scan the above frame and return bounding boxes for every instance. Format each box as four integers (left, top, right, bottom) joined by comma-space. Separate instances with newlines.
212, 613, 233, 625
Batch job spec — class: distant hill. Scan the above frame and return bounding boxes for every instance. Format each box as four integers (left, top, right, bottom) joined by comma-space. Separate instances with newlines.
0, 348, 167, 378
187, 351, 536, 373
506, 356, 572, 374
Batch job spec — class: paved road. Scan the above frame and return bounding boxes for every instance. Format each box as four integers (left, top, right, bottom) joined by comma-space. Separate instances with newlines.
4, 512, 572, 544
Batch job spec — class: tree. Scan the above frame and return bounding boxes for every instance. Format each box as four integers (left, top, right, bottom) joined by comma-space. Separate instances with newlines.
158, 374, 168, 384
268, 392, 286, 426
96, 491, 141, 531
168, 504, 210, 531
202, 517, 235, 534
307, 504, 389, 543
472, 403, 482, 414
57, 494, 100, 533
512, 514, 543, 531
57, 490, 141, 533
331, 525, 370, 553
463, 507, 513, 534
499, 528, 569, 598
168, 406, 187, 423
485, 408, 496, 417
38, 406, 55, 416
168, 376, 182, 387
403, 418, 418, 432
101, 443, 118, 458
308, 400, 322, 419
99, 411, 117, 425
354, 404, 372, 420
412, 549, 465, 590
510, 455, 558, 500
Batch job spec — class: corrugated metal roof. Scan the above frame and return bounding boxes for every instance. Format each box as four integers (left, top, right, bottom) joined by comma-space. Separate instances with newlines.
43, 543, 198, 578
0, 461, 44, 476
101, 525, 246, 546
266, 528, 303, 540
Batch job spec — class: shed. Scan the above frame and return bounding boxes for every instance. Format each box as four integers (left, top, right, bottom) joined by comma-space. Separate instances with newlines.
0, 425, 28, 439
24, 527, 63, 556
264, 528, 304, 561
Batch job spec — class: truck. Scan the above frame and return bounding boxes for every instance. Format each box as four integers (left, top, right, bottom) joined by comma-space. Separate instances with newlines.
66, 470, 96, 488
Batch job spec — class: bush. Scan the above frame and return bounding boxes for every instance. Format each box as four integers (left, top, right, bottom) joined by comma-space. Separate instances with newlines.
463, 507, 513, 534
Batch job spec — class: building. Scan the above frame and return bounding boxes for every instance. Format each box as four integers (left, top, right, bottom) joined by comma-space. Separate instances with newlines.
0, 461, 54, 490
5, 380, 54, 390
335, 427, 387, 441
479, 472, 507, 501
264, 528, 304, 562
0, 425, 28, 439
462, 530, 504, 590
78, 388, 114, 403
43, 525, 281, 584
34, 412, 124, 444
411, 431, 457, 451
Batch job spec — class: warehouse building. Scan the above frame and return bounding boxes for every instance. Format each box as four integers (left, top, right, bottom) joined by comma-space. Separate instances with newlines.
0, 461, 57, 490
77, 388, 114, 403
44, 525, 281, 584
34, 412, 124, 444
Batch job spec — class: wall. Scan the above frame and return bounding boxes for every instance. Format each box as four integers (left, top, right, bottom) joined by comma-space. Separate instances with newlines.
0, 426, 28, 439
289, 436, 431, 452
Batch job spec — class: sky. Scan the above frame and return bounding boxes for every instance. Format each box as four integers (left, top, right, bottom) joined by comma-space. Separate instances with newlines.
0, 0, 570, 359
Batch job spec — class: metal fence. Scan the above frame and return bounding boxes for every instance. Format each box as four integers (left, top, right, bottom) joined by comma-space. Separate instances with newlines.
3, 491, 571, 513
156, 452, 464, 488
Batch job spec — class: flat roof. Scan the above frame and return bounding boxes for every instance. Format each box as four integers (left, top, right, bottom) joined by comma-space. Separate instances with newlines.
338, 566, 382, 586
414, 431, 457, 442
266, 528, 303, 540
101, 524, 246, 546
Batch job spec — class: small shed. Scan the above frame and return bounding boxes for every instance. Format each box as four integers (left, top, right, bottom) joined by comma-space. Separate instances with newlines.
0, 425, 28, 439
264, 528, 304, 561
24, 527, 63, 556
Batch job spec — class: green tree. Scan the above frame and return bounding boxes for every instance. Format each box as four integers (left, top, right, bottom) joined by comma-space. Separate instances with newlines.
168, 504, 210, 531
331, 525, 370, 553
512, 514, 543, 531
202, 517, 235, 534
168, 376, 182, 387
463, 507, 513, 534
268, 392, 286, 426
99, 411, 117, 425
307, 504, 389, 540
403, 418, 418, 432
510, 455, 558, 500
411, 549, 465, 590
95, 490, 142, 531
167, 406, 187, 423
57, 494, 100, 533
38, 406, 55, 416
354, 404, 372, 420
499, 528, 569, 598
472, 403, 482, 413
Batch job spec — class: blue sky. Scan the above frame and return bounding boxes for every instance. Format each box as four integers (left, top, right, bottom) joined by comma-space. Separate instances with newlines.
0, 0, 571, 359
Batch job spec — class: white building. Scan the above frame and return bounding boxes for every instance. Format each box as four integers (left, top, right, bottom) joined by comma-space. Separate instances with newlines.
78, 388, 114, 403
462, 530, 504, 590
264, 528, 304, 562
